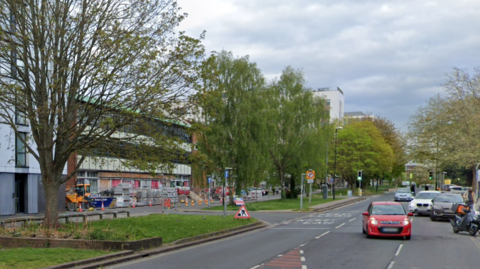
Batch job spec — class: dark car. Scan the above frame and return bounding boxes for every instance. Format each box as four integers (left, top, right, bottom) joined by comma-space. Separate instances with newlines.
430, 193, 464, 221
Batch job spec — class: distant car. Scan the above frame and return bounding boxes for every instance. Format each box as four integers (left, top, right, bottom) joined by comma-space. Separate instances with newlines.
408, 191, 441, 215
362, 201, 413, 240
430, 193, 464, 221
394, 188, 414, 202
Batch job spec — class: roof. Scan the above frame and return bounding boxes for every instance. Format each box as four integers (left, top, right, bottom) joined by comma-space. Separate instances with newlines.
371, 201, 402, 205
344, 111, 365, 117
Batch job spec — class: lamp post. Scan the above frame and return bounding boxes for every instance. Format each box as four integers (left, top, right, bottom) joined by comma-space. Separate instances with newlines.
333, 126, 343, 200
207, 175, 212, 209
300, 173, 306, 210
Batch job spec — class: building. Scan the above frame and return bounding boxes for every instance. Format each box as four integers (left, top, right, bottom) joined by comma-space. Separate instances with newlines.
310, 87, 344, 122
344, 111, 376, 124
66, 116, 193, 196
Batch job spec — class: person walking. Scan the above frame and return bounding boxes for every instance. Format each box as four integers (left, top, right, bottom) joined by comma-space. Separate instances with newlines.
410, 184, 416, 195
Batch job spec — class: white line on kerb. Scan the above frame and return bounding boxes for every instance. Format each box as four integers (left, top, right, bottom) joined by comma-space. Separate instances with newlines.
315, 231, 330, 239
395, 244, 403, 256
300, 250, 304, 254
302, 266, 307, 269
349, 218, 356, 222
301, 257, 306, 262
387, 261, 395, 269
250, 266, 260, 269
335, 223, 345, 229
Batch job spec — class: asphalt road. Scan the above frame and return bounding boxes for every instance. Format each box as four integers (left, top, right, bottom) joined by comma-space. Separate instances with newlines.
107, 192, 480, 269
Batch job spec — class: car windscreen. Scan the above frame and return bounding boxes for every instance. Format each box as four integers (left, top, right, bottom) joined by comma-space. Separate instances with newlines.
371, 205, 406, 215
397, 189, 411, 193
435, 195, 463, 203
415, 193, 438, 199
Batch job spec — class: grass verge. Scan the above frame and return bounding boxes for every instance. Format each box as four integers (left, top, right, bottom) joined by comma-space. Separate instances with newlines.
0, 247, 110, 269
204, 195, 344, 212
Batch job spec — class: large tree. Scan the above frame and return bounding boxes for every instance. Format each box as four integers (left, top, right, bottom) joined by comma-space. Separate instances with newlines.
194, 51, 268, 204
408, 67, 480, 188
0, 0, 204, 228
264, 66, 329, 198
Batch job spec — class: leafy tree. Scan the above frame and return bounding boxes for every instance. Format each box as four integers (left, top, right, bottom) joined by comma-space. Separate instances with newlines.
264, 67, 329, 199
194, 51, 268, 204
408, 67, 480, 188
334, 121, 394, 189
0, 0, 204, 229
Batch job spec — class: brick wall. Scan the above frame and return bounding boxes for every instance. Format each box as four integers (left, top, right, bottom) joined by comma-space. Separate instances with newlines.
0, 236, 162, 251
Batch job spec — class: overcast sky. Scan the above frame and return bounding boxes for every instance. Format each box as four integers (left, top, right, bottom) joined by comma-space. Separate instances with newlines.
176, 0, 480, 131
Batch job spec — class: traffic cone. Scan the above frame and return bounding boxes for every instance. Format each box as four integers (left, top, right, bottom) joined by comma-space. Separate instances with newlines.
199, 199, 202, 205
132, 200, 136, 208
191, 199, 194, 206
185, 198, 188, 207
149, 199, 152, 207
101, 201, 105, 211
205, 199, 208, 205
78, 203, 83, 212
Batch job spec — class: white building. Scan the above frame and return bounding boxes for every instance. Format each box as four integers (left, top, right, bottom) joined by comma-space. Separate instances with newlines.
310, 87, 344, 122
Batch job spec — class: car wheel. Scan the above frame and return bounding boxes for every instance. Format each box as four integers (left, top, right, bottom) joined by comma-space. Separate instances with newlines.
405, 235, 411, 240
453, 227, 460, 233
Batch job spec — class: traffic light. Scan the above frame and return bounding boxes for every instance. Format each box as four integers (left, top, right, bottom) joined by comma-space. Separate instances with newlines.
429, 171, 433, 180
357, 170, 363, 180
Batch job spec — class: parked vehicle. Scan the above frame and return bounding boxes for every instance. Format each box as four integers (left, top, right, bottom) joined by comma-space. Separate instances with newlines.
394, 188, 414, 202
362, 201, 413, 240
449, 203, 479, 236
430, 193, 464, 221
408, 191, 441, 215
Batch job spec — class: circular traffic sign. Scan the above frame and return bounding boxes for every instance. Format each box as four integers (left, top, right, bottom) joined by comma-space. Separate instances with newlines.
307, 171, 315, 179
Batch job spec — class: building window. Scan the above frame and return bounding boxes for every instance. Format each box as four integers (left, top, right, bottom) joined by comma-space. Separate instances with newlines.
16, 132, 27, 167
326, 99, 331, 106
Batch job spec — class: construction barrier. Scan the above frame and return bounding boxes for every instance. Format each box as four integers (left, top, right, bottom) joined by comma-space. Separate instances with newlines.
165, 198, 171, 209
185, 198, 188, 207
199, 200, 202, 205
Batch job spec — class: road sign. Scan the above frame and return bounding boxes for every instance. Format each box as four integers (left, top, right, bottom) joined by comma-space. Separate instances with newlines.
207, 177, 212, 183
306, 170, 315, 180
307, 179, 314, 184
234, 205, 251, 219
225, 170, 229, 178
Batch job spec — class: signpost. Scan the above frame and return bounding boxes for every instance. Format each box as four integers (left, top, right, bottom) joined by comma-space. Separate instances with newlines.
224, 168, 232, 217
207, 176, 212, 209
306, 170, 315, 205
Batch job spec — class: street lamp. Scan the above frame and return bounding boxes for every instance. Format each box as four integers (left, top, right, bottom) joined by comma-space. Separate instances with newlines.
333, 126, 343, 200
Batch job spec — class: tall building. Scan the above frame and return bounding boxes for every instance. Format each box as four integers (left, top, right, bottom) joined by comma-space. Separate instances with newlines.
310, 87, 344, 122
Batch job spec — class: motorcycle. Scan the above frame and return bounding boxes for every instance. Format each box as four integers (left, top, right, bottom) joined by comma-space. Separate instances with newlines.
450, 203, 479, 236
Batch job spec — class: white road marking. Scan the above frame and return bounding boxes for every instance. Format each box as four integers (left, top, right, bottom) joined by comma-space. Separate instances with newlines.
301, 257, 305, 262
250, 266, 260, 269
315, 231, 330, 239
271, 227, 330, 230
299, 244, 306, 247
302, 266, 307, 269
335, 223, 345, 229
395, 244, 403, 256
387, 261, 395, 269
349, 218, 356, 222
300, 250, 304, 254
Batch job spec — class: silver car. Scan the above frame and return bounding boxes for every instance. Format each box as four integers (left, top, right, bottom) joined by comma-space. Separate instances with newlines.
394, 188, 414, 202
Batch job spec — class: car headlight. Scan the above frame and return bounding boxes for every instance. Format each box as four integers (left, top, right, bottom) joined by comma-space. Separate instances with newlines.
409, 201, 416, 207
370, 218, 378, 225
403, 218, 410, 225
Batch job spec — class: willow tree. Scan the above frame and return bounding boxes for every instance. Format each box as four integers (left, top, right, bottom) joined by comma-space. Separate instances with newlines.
194, 51, 269, 204
264, 67, 329, 199
0, 0, 204, 228
408, 67, 480, 188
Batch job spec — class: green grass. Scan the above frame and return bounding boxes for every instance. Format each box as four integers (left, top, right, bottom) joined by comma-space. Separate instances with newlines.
204, 195, 344, 212
0, 248, 110, 269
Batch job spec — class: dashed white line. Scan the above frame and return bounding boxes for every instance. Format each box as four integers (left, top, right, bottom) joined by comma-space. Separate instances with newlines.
300, 250, 304, 254
335, 223, 345, 229
315, 231, 330, 239
301, 257, 305, 262
250, 266, 260, 269
395, 244, 403, 256
302, 266, 307, 269
349, 218, 356, 222
387, 261, 395, 269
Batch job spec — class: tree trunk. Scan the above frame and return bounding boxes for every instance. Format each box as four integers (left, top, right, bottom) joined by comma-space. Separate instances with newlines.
44, 180, 60, 232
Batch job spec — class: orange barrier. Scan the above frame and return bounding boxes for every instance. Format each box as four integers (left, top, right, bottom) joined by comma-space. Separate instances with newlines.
165, 198, 171, 209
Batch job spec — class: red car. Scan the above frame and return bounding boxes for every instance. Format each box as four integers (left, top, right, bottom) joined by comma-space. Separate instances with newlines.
362, 201, 413, 240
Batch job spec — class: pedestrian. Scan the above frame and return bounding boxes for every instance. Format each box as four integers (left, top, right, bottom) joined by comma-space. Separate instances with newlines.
425, 184, 429, 191
410, 184, 415, 195
466, 188, 476, 210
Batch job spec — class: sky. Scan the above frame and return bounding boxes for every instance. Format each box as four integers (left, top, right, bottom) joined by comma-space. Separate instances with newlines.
176, 0, 480, 131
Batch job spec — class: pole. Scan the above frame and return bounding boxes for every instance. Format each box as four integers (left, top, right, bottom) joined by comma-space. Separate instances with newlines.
208, 176, 211, 209
309, 182, 312, 204
224, 168, 231, 218
333, 128, 338, 200
300, 173, 305, 209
